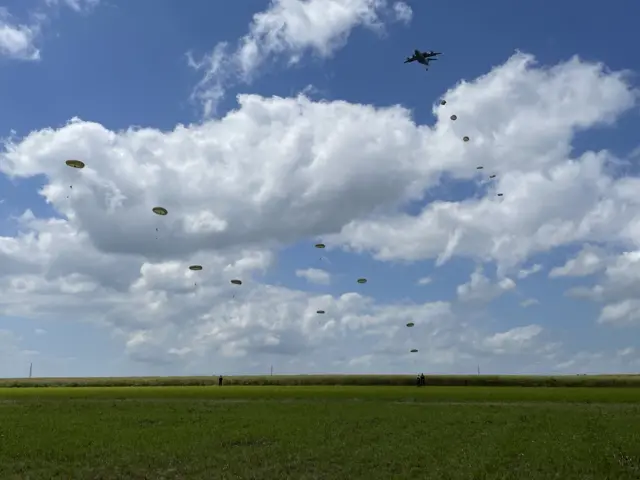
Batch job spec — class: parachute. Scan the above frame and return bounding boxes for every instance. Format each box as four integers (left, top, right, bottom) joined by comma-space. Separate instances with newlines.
463, 136, 470, 142
489, 174, 496, 179
440, 100, 446, 106
450, 114, 457, 121
476, 166, 484, 170
316, 310, 325, 314
152, 206, 168, 216
406, 322, 415, 327
410, 349, 418, 353
189, 265, 203, 271
65, 160, 85, 198
230, 279, 242, 285
65, 159, 85, 169
315, 243, 326, 249
497, 193, 504, 197
356, 278, 367, 284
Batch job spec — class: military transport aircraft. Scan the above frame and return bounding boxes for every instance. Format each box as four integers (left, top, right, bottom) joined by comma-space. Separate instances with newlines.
404, 50, 442, 69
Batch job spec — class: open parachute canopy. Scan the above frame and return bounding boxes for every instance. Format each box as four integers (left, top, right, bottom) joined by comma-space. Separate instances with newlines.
489, 174, 496, 179
316, 310, 325, 314
230, 279, 242, 285
463, 136, 470, 142
476, 166, 484, 170
65, 159, 85, 169
410, 349, 418, 353
152, 206, 168, 216
356, 278, 367, 284
440, 100, 446, 105
315, 243, 326, 249
497, 193, 504, 197
406, 322, 415, 327
189, 265, 203, 271
450, 114, 457, 121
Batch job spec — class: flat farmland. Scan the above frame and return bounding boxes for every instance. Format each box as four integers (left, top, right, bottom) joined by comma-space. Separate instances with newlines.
1, 381, 640, 479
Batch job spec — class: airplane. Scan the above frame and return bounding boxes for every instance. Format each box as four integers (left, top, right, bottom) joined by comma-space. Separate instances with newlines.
404, 50, 442, 69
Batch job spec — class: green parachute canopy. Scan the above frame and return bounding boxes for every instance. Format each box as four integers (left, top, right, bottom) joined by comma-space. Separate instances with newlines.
450, 114, 457, 121
315, 243, 326, 249
65, 159, 85, 169
230, 279, 242, 285
410, 349, 418, 353
463, 136, 470, 142
189, 265, 203, 271
152, 206, 168, 216
316, 310, 325, 314
406, 322, 415, 327
356, 278, 367, 284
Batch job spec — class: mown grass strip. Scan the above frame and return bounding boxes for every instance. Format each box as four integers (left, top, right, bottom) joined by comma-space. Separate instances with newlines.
2, 385, 640, 403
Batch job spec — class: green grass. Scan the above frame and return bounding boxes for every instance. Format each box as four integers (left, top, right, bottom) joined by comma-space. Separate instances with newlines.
1, 386, 640, 479
2, 373, 640, 388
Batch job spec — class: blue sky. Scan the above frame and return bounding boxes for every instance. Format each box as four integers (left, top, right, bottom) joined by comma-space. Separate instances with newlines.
0, 0, 639, 377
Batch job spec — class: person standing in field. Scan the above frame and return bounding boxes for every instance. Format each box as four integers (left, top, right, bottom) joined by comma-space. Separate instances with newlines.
420, 373, 425, 386
416, 374, 421, 387
218, 375, 223, 386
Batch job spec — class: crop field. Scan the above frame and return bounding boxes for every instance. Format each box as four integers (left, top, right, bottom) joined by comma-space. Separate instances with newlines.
1, 377, 640, 479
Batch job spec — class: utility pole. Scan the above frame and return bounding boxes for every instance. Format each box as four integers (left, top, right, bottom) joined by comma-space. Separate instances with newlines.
29, 363, 33, 378
270, 365, 273, 376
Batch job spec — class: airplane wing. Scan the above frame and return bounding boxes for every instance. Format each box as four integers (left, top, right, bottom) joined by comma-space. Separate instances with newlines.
404, 57, 416, 63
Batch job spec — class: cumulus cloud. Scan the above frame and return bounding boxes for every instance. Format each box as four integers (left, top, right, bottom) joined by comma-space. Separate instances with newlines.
549, 245, 608, 278
188, 0, 412, 116
0, 8, 40, 60
517, 263, 542, 279
0, 0, 99, 61
1, 52, 639, 373
328, 54, 638, 273
296, 267, 331, 284
565, 250, 640, 326
479, 324, 543, 355
457, 267, 516, 303
416, 276, 432, 285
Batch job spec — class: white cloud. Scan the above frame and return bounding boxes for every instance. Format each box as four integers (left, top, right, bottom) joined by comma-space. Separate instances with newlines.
188, 0, 411, 116
416, 276, 432, 285
517, 263, 542, 279
457, 267, 516, 303
520, 298, 539, 308
392, 2, 412, 23
549, 245, 607, 278
1, 52, 639, 373
296, 267, 331, 285
34, 328, 46, 335
0, 1, 99, 62
0, 8, 40, 61
44, 0, 100, 13
553, 349, 640, 374
565, 250, 640, 326
327, 54, 638, 272
480, 324, 543, 355
598, 299, 640, 326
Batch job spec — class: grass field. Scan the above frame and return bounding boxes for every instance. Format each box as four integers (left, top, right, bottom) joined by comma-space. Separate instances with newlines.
2, 373, 640, 388
1, 380, 640, 479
